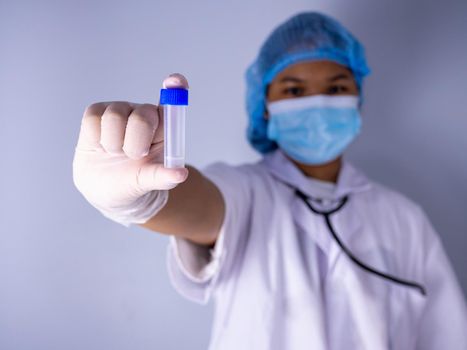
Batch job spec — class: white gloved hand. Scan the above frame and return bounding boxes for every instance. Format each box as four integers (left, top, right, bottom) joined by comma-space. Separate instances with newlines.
72, 73, 190, 227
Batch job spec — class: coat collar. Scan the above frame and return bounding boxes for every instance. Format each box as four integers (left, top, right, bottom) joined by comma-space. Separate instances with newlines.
260, 148, 372, 200
260, 148, 373, 271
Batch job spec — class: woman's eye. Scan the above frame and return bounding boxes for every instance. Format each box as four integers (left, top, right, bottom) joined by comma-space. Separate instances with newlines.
327, 85, 348, 94
283, 87, 305, 96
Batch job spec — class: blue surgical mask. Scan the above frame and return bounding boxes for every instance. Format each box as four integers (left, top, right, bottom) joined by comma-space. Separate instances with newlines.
266, 94, 362, 165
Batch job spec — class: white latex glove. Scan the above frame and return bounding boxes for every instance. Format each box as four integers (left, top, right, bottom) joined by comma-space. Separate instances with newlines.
72, 73, 190, 227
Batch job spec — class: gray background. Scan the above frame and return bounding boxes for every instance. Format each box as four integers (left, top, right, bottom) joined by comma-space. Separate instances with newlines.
1, 0, 466, 349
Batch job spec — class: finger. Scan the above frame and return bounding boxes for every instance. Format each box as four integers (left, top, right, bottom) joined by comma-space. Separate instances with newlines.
123, 103, 159, 159
137, 163, 189, 191
76, 102, 109, 150
152, 105, 164, 144
162, 73, 189, 89
100, 102, 134, 155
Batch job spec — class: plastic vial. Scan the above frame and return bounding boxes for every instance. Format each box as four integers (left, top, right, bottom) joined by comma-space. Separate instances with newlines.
159, 88, 188, 168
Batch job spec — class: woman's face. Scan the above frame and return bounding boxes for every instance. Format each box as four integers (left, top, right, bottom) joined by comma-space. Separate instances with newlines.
264, 60, 358, 119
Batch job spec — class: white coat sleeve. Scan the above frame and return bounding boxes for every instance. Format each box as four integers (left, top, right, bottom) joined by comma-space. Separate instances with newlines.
415, 213, 467, 349
166, 161, 252, 304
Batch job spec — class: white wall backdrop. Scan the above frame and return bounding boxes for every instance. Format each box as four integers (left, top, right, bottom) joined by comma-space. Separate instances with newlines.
1, 0, 466, 349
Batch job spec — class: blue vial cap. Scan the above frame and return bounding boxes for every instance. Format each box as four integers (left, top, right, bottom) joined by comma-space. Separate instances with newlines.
159, 88, 189, 105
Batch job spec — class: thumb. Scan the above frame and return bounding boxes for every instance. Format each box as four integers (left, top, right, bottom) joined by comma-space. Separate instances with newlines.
136, 163, 189, 192
162, 73, 189, 89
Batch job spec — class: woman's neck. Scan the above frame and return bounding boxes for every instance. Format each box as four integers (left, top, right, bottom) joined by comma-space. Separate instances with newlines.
286, 155, 342, 184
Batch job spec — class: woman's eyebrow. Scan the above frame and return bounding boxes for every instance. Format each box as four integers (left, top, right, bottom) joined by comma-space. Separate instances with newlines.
279, 73, 351, 84
328, 73, 351, 82
279, 76, 305, 83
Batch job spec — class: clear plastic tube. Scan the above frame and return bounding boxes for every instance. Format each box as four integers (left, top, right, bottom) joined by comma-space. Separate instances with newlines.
164, 104, 186, 168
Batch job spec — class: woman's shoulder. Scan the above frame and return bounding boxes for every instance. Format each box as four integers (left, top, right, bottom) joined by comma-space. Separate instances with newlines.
339, 160, 425, 220
360, 175, 428, 227
370, 180, 421, 209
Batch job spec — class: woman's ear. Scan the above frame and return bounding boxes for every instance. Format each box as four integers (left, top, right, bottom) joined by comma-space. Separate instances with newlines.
264, 84, 271, 120
357, 96, 363, 112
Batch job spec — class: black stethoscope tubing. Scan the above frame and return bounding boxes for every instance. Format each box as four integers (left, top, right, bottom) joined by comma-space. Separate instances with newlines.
294, 187, 427, 296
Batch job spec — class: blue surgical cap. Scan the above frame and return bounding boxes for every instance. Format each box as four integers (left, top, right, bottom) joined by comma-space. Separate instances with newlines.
245, 12, 371, 154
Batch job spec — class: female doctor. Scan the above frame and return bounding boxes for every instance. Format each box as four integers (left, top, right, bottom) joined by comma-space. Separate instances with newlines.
73, 12, 467, 350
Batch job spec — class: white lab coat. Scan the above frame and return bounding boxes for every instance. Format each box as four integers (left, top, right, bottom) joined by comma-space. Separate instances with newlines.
166, 149, 467, 350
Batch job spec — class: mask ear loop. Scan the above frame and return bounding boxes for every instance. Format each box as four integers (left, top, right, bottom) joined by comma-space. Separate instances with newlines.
294, 188, 427, 297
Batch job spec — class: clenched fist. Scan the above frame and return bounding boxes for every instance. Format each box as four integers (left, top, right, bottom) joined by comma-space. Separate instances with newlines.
72, 73, 190, 226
